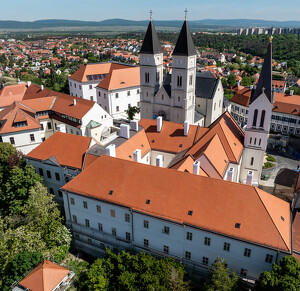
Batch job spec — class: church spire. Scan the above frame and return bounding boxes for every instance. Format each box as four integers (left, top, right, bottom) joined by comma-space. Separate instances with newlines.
250, 38, 273, 104
172, 15, 196, 57
140, 15, 162, 55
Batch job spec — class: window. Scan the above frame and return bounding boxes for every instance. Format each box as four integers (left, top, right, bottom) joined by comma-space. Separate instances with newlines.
47, 122, 52, 130
145, 72, 150, 83
250, 157, 254, 166
70, 82, 72, 86
46, 170, 51, 179
75, 233, 79, 239
254, 138, 257, 145
70, 197, 75, 205
259, 139, 261, 146
72, 215, 77, 223
156, 71, 160, 82
185, 251, 191, 260
58, 190, 62, 197
144, 220, 149, 228
116, 106, 119, 112
162, 94, 164, 101
265, 254, 273, 263
89, 85, 92, 89
177, 75, 182, 87
90, 96, 93, 101
260, 110, 266, 127
55, 172, 60, 181
126, 232, 131, 240
83, 201, 88, 209
125, 213, 130, 222
112, 227, 116, 236
189, 75, 193, 85
178, 96, 180, 102
204, 237, 211, 246
137, 89, 140, 94
186, 232, 193, 241
39, 168, 44, 176
224, 242, 231, 251
98, 91, 101, 97
49, 188, 54, 194
144, 239, 149, 247
70, 129, 73, 134
110, 209, 115, 217
74, 83, 76, 88
163, 245, 169, 254
252, 109, 258, 127
127, 91, 130, 96
79, 85, 81, 89
87, 238, 92, 243
97, 205, 101, 213
10, 137, 15, 144
164, 226, 170, 235
85, 219, 90, 227
244, 248, 251, 257
98, 223, 103, 231
202, 257, 209, 265
40, 124, 44, 130
250, 137, 252, 144
116, 93, 119, 98
240, 269, 248, 276
104, 93, 106, 99
219, 99, 221, 107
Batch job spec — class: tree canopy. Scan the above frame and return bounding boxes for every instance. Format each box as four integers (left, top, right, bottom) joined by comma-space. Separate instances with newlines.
77, 249, 191, 291
256, 256, 300, 291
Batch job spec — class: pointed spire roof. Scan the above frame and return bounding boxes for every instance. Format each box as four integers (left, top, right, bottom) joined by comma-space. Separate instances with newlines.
250, 39, 273, 104
173, 20, 196, 57
140, 21, 162, 55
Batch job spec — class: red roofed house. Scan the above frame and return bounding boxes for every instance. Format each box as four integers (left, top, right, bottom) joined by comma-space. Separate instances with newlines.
12, 260, 74, 291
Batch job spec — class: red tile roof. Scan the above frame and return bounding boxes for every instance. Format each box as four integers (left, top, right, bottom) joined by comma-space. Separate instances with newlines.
19, 260, 70, 291
26, 132, 93, 169
62, 155, 291, 252
0, 83, 27, 108
293, 212, 300, 254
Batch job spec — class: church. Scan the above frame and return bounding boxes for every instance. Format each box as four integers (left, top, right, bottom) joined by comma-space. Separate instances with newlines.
139, 16, 224, 127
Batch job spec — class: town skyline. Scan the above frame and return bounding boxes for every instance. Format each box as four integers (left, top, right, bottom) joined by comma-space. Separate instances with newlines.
1, 0, 300, 22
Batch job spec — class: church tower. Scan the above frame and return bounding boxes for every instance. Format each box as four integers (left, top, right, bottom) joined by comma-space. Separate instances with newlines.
239, 38, 274, 186
170, 16, 197, 124
139, 14, 163, 120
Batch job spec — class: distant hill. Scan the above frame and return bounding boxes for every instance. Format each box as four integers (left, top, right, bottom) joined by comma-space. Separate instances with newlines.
0, 18, 299, 29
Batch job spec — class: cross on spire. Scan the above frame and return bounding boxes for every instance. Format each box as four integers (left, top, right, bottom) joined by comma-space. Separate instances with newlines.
150, 10, 153, 21
185, 8, 188, 20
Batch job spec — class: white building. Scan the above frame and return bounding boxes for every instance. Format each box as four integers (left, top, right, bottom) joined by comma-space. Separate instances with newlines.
61, 155, 291, 281
69, 62, 141, 119
139, 19, 224, 126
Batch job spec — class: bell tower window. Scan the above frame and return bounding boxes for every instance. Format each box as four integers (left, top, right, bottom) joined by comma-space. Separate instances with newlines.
177, 76, 182, 87
145, 72, 150, 83
156, 71, 160, 82
189, 75, 193, 85
252, 109, 258, 127
250, 157, 254, 166
260, 110, 266, 128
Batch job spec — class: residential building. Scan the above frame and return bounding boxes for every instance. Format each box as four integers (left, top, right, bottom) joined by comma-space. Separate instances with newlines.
139, 19, 224, 126
61, 155, 291, 281
68, 62, 140, 118
12, 260, 75, 291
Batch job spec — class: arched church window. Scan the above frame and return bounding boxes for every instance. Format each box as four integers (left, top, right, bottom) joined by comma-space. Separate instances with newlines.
252, 109, 258, 127
260, 110, 266, 127
259, 139, 261, 146
250, 157, 254, 166
254, 138, 257, 145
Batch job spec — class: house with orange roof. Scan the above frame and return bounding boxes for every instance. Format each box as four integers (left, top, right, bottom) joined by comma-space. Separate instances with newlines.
61, 154, 292, 281
68, 63, 140, 118
12, 260, 74, 291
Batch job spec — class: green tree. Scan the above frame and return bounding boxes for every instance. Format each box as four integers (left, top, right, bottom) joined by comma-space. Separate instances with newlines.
79, 249, 191, 291
240, 76, 255, 86
227, 74, 237, 87
256, 256, 300, 291
204, 257, 238, 291
125, 106, 140, 120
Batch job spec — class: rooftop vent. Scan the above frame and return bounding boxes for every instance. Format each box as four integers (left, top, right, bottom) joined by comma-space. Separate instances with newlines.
146, 199, 150, 204
179, 144, 183, 148
188, 210, 193, 216
281, 216, 285, 221
152, 140, 155, 143
109, 190, 113, 195
235, 223, 241, 229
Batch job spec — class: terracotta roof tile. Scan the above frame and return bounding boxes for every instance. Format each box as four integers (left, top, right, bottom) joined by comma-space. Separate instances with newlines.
0, 83, 27, 108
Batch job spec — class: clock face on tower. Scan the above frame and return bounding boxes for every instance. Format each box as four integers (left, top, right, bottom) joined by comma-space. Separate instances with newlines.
177, 59, 183, 66
144, 57, 149, 64
190, 59, 194, 66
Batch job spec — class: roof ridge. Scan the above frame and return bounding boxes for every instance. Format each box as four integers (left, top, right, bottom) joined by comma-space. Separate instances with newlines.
217, 122, 237, 163
254, 187, 290, 252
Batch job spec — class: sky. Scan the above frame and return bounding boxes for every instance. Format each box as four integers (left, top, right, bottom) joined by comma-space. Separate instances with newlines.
1, 0, 299, 22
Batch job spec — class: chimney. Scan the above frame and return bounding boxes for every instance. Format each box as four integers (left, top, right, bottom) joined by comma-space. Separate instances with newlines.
193, 161, 200, 175
130, 120, 138, 131
156, 155, 163, 167
246, 171, 253, 186
184, 121, 189, 136
227, 168, 234, 182
133, 149, 141, 162
40, 85, 44, 91
105, 144, 116, 157
73, 99, 77, 106
120, 124, 130, 139
290, 90, 294, 96
157, 116, 163, 132
27, 81, 31, 87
